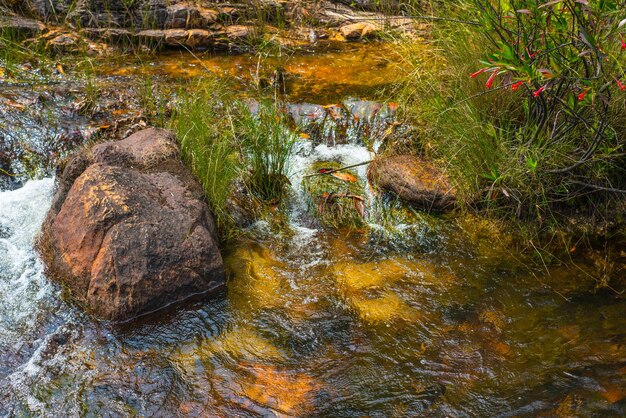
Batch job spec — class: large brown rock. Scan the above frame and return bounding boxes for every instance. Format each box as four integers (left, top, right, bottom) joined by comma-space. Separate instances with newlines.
368, 155, 457, 211
39, 128, 225, 321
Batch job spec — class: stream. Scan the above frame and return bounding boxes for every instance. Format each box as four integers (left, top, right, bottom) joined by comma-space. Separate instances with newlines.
1, 43, 625, 416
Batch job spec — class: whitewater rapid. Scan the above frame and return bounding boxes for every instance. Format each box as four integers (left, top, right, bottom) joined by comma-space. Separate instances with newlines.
0, 178, 57, 343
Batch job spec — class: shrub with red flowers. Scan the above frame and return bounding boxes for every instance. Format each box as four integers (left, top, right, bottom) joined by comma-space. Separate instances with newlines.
468, 0, 625, 189
395, 0, 626, 232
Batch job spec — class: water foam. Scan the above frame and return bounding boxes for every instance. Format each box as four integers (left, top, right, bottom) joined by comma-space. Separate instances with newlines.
289, 141, 373, 192
0, 178, 90, 415
0, 178, 57, 344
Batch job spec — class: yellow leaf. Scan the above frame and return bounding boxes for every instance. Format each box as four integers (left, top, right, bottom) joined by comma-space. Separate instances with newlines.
331, 172, 358, 182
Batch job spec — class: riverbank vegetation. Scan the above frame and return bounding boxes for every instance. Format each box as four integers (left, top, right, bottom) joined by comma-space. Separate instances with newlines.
392, 0, 625, 253
172, 78, 296, 239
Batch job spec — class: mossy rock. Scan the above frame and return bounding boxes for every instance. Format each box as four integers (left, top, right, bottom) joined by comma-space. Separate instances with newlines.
302, 161, 367, 229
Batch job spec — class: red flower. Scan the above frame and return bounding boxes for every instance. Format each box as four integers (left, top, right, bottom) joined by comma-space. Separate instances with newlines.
621, 34, 626, 50
470, 68, 488, 78
533, 85, 547, 97
511, 81, 525, 91
485, 69, 500, 89
577, 88, 590, 101
617, 79, 626, 91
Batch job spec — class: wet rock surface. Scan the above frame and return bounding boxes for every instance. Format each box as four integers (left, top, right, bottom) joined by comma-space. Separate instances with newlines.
5, 0, 419, 51
369, 154, 457, 211
287, 99, 398, 146
0, 15, 46, 36
38, 128, 225, 321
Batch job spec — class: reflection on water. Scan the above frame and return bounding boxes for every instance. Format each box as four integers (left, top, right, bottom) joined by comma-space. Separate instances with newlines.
98, 42, 400, 103
1, 176, 624, 416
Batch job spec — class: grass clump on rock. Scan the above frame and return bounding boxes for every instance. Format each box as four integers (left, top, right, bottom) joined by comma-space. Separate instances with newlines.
172, 78, 243, 240
235, 100, 296, 202
172, 78, 297, 240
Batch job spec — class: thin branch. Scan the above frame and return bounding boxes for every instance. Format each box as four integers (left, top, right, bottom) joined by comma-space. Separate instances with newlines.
344, 15, 483, 26
302, 160, 372, 179
569, 180, 626, 194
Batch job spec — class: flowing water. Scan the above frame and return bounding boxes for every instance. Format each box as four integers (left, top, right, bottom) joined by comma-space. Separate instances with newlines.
1, 44, 625, 416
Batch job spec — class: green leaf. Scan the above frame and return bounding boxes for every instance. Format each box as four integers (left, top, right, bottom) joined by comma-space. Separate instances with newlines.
526, 157, 538, 172
579, 25, 596, 51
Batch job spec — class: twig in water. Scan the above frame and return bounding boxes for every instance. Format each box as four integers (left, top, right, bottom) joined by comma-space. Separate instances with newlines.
302, 160, 373, 179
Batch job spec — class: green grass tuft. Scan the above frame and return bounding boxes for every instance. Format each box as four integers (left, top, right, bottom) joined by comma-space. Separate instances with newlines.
171, 77, 297, 240
171, 77, 243, 240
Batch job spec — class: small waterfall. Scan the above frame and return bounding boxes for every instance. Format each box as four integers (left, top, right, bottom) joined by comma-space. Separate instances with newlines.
0, 178, 90, 416
0, 178, 57, 344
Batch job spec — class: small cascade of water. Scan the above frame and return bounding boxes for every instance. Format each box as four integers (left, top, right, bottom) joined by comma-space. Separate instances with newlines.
283, 99, 435, 252
0, 178, 79, 414
0, 178, 57, 343
288, 140, 374, 222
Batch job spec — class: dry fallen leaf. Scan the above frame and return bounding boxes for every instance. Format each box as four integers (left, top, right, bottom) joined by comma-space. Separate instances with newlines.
353, 197, 366, 217
330, 172, 358, 182
600, 386, 626, 404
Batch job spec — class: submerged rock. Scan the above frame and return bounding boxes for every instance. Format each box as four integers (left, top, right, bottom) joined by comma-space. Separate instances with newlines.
38, 128, 225, 321
368, 154, 457, 211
